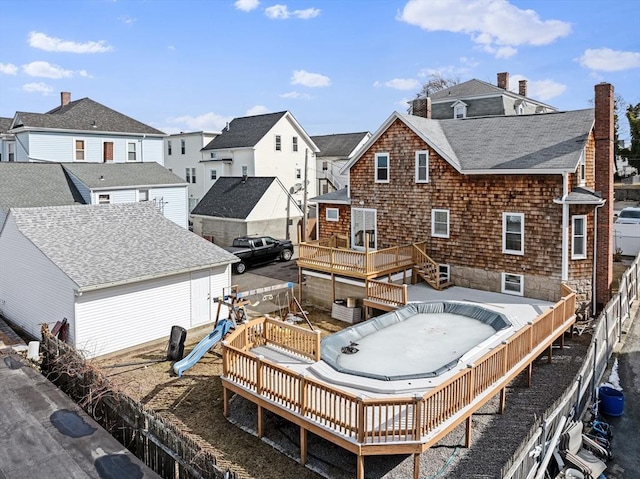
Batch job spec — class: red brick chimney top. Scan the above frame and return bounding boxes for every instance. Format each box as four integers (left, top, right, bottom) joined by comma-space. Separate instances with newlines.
497, 72, 509, 90
519, 80, 527, 97
61, 92, 71, 107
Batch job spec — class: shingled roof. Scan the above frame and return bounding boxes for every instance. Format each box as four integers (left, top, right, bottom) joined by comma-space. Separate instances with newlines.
311, 132, 370, 158
428, 79, 505, 101
191, 177, 278, 219
202, 112, 288, 150
61, 162, 186, 188
343, 109, 595, 175
7, 203, 237, 291
0, 117, 12, 133
12, 98, 164, 135
0, 163, 84, 212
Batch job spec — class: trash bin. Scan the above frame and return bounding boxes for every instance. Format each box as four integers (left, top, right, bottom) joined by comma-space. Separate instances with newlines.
599, 385, 624, 416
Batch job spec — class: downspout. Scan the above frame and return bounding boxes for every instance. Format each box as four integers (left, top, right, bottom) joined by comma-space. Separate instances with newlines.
593, 202, 605, 314
561, 172, 569, 281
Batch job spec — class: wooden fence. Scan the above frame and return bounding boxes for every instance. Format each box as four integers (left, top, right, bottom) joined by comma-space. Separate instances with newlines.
501, 253, 640, 479
40, 333, 237, 479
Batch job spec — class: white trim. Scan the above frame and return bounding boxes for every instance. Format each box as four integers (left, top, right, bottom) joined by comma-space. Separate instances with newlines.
74, 137, 85, 161
375, 152, 389, 183
571, 215, 587, 260
415, 150, 429, 183
431, 209, 449, 238
502, 212, 524, 255
501, 272, 524, 296
439, 264, 450, 282
351, 207, 377, 250
127, 141, 137, 162
326, 208, 339, 222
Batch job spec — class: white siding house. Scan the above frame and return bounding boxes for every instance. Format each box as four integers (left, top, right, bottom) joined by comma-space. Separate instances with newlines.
0, 203, 238, 357
163, 131, 220, 212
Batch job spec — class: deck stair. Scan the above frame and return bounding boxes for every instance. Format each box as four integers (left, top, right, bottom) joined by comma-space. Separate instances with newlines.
411, 246, 452, 291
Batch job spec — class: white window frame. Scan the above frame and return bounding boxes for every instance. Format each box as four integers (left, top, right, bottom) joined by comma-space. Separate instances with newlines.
75, 139, 85, 161
502, 212, 524, 255
351, 207, 377, 251
241, 165, 248, 176
454, 104, 466, 119
275, 135, 281, 151
98, 194, 110, 204
431, 209, 449, 238
292, 136, 298, 152
572, 215, 587, 260
415, 150, 429, 183
181, 139, 186, 154
210, 169, 217, 181
579, 160, 586, 186
439, 264, 450, 283
167, 140, 172, 155
210, 152, 216, 159
296, 168, 302, 180
127, 142, 137, 162
375, 152, 389, 183
138, 189, 149, 202
7, 142, 15, 162
186, 167, 196, 183
326, 208, 339, 222
502, 273, 524, 296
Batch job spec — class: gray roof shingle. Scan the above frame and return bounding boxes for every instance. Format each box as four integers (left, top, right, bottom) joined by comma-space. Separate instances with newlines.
61, 162, 187, 188
0, 117, 12, 133
311, 132, 370, 157
0, 163, 84, 211
12, 98, 164, 135
191, 177, 276, 219
428, 79, 504, 100
8, 203, 238, 290
202, 112, 287, 150
398, 109, 594, 172
309, 187, 350, 204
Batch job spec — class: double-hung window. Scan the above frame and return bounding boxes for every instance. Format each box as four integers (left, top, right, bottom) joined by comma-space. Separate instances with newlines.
415, 150, 428, 183
431, 209, 449, 238
186, 167, 196, 183
181, 139, 186, 154
292, 136, 298, 152
296, 168, 302, 180
375, 153, 389, 183
210, 169, 217, 181
572, 215, 587, 259
275, 135, 281, 151
127, 142, 137, 161
75, 140, 85, 160
167, 140, 172, 155
503, 213, 524, 255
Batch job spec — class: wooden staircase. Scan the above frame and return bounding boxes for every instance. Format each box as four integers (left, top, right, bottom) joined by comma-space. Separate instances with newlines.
412, 246, 453, 291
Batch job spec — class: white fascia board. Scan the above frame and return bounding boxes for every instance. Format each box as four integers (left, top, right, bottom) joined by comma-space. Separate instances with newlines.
89, 183, 188, 191
11, 126, 164, 138
283, 112, 320, 153
462, 168, 572, 175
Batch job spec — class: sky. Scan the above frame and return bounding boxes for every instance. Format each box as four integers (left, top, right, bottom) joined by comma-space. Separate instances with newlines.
0, 0, 639, 141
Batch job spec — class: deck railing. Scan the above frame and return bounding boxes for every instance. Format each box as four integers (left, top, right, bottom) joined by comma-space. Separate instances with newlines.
222, 290, 577, 451
365, 279, 408, 306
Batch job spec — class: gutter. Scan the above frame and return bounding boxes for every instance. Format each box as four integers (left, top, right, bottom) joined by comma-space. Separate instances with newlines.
75, 261, 237, 294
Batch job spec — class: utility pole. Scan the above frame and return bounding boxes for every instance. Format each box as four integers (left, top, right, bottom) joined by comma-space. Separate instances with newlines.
301, 148, 308, 242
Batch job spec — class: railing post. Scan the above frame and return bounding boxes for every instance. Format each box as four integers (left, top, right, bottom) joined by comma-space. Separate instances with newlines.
314, 330, 321, 362
256, 355, 263, 395
357, 397, 365, 443
413, 394, 422, 440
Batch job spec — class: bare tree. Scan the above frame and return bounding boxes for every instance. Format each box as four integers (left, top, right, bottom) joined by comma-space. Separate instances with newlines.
419, 72, 460, 97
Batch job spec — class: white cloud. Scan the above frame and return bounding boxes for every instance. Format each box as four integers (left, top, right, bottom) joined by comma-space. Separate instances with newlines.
168, 45, 176, 52
265, 4, 320, 19
509, 74, 566, 101
280, 91, 312, 99
170, 112, 232, 131
577, 48, 640, 72
399, 0, 571, 58
77, 69, 92, 78
0, 63, 18, 75
291, 70, 331, 87
246, 105, 270, 116
235, 0, 260, 12
28, 31, 113, 53
23, 61, 74, 79
22, 82, 53, 95
374, 78, 420, 90
119, 15, 136, 26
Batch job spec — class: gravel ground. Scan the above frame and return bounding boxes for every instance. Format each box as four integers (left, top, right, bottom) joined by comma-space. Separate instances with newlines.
226, 333, 591, 479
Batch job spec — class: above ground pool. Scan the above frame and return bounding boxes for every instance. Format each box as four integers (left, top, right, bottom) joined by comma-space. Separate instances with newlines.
321, 302, 512, 381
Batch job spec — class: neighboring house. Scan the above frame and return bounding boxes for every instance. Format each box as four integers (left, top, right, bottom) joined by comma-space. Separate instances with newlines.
0, 162, 189, 228
409, 72, 556, 120
163, 130, 220, 212
191, 176, 303, 245
311, 132, 371, 195
200, 111, 320, 209
2, 92, 165, 164
0, 117, 15, 162
310, 83, 615, 312
0, 202, 238, 358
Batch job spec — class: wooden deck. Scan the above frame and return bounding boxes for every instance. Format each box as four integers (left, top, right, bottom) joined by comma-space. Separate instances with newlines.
221, 285, 577, 479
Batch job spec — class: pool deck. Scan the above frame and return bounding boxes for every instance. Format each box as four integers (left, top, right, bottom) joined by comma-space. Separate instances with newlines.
251, 284, 555, 397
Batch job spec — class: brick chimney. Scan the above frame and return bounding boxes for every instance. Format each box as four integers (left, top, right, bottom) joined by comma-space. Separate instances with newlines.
519, 80, 527, 97
594, 82, 614, 311
61, 92, 71, 107
409, 96, 431, 119
497, 72, 509, 90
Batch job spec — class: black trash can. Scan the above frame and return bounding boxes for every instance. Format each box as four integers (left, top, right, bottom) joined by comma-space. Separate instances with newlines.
167, 325, 187, 361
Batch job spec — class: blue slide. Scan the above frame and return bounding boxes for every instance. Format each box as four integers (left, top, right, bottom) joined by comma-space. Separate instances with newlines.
173, 319, 233, 377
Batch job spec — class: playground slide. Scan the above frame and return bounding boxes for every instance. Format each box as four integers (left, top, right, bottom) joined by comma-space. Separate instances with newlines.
172, 319, 233, 377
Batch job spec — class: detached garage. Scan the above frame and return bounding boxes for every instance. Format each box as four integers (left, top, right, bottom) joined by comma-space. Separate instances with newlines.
0, 202, 238, 357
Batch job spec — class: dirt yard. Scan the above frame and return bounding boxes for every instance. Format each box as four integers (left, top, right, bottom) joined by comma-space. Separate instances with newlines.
93, 306, 343, 479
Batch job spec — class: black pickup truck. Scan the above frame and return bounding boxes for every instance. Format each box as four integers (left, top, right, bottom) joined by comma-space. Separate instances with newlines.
224, 235, 294, 274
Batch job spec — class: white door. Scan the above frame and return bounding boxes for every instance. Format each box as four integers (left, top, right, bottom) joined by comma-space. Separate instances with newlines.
351, 208, 377, 250
191, 270, 211, 327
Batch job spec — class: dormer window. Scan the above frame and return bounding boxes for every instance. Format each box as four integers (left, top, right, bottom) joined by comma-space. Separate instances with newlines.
579, 159, 586, 186
515, 99, 527, 115
451, 100, 467, 119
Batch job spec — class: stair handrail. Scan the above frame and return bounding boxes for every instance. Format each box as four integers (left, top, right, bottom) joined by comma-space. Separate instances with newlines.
412, 244, 441, 289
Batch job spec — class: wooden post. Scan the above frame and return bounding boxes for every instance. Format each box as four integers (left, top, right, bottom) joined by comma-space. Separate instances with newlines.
357, 454, 365, 479
223, 386, 230, 417
331, 272, 336, 303
527, 363, 533, 388
257, 405, 264, 438
499, 387, 506, 414
465, 415, 472, 447
547, 344, 553, 364
413, 453, 421, 479
300, 427, 307, 465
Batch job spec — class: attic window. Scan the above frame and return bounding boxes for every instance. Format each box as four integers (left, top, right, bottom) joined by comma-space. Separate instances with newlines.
275, 135, 282, 151
210, 152, 216, 159
454, 104, 466, 119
